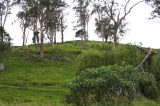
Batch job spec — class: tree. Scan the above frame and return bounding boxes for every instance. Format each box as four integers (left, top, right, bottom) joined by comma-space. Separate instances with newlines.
92, 3, 110, 42
73, 0, 91, 42
95, 17, 112, 42
136, 48, 156, 72
0, 0, 12, 27
59, 12, 67, 43
45, 8, 59, 47
145, 0, 160, 20
17, 0, 66, 61
17, 10, 30, 46
93, 0, 143, 47
0, 26, 11, 71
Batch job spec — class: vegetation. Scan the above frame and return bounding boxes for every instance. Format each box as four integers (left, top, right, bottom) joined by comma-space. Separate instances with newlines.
1, 0, 160, 106
0, 26, 11, 63
65, 64, 158, 106
0, 41, 159, 105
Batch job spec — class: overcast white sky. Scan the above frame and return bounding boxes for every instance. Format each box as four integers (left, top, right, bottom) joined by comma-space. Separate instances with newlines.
4, 0, 160, 49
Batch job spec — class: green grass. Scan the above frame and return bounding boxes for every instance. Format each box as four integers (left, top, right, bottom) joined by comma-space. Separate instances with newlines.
0, 41, 160, 105
0, 42, 80, 105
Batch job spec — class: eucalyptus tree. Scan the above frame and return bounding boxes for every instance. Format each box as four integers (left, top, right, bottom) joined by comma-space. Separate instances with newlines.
92, 3, 112, 42
45, 6, 60, 46
17, 0, 66, 61
45, 14, 57, 47
0, 0, 13, 44
93, 0, 143, 47
0, 0, 13, 27
73, 0, 91, 41
59, 12, 67, 43
17, 10, 30, 46
95, 17, 112, 42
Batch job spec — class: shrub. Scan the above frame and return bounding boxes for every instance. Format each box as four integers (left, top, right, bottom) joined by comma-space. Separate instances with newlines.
75, 50, 105, 72
65, 64, 159, 106
138, 73, 159, 99
0, 26, 11, 63
75, 44, 144, 72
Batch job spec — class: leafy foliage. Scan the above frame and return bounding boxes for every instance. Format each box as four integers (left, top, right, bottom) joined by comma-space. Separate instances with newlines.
0, 26, 11, 62
65, 64, 159, 106
145, 0, 160, 19
75, 50, 104, 72
75, 44, 144, 72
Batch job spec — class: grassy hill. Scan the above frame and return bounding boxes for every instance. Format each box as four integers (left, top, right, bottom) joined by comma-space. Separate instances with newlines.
0, 41, 160, 106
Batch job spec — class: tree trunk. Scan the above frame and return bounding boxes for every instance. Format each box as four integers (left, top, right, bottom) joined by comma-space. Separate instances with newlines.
105, 34, 108, 43
51, 32, 54, 48
61, 30, 64, 43
0, 63, 4, 71
102, 37, 105, 42
60, 15, 64, 43
136, 49, 156, 71
113, 28, 119, 47
0, 14, 2, 26
25, 32, 29, 45
39, 22, 44, 61
39, 43, 44, 61
101, 23, 104, 42
86, 21, 89, 41
83, 22, 87, 48
22, 28, 26, 46
54, 31, 56, 44
113, 34, 118, 47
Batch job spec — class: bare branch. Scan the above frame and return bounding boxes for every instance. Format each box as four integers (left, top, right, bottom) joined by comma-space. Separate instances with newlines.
105, 0, 116, 23
124, 0, 131, 14
120, 0, 143, 24
117, 11, 120, 21
2, 0, 11, 27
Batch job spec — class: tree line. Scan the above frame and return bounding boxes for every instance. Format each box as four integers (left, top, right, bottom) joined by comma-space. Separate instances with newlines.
0, 0, 159, 62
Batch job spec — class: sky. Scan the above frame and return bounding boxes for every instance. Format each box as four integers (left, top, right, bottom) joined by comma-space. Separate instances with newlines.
4, 0, 160, 49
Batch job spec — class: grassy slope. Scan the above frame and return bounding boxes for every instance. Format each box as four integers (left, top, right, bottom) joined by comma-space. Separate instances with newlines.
0, 41, 159, 105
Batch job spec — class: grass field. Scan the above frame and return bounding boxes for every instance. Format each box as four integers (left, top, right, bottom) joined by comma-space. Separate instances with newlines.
0, 41, 160, 105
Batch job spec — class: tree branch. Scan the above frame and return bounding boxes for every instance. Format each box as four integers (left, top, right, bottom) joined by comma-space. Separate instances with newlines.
136, 48, 156, 70
124, 0, 131, 14
2, 0, 11, 27
120, 0, 143, 24
105, 0, 116, 23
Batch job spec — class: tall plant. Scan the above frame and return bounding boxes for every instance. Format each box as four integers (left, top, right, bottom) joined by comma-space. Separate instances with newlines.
92, 0, 143, 47
17, 0, 66, 61
73, 0, 91, 48
0, 26, 11, 64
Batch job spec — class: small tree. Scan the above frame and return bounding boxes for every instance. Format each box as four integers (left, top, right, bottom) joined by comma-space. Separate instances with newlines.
17, 10, 30, 46
93, 0, 143, 47
0, 26, 11, 71
73, 0, 91, 48
95, 17, 112, 42
17, 0, 66, 61
0, 0, 12, 27
59, 12, 67, 43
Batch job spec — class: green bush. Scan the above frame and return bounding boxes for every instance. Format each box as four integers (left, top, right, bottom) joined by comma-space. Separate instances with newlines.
0, 26, 11, 63
65, 64, 159, 106
75, 44, 144, 72
75, 50, 105, 72
138, 73, 159, 99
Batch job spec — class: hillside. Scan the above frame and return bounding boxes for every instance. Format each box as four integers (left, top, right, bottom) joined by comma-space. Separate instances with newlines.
0, 41, 160, 106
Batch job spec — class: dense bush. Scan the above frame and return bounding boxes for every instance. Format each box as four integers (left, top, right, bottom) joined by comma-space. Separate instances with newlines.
0, 26, 11, 63
65, 64, 159, 106
75, 44, 144, 72
75, 50, 105, 72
